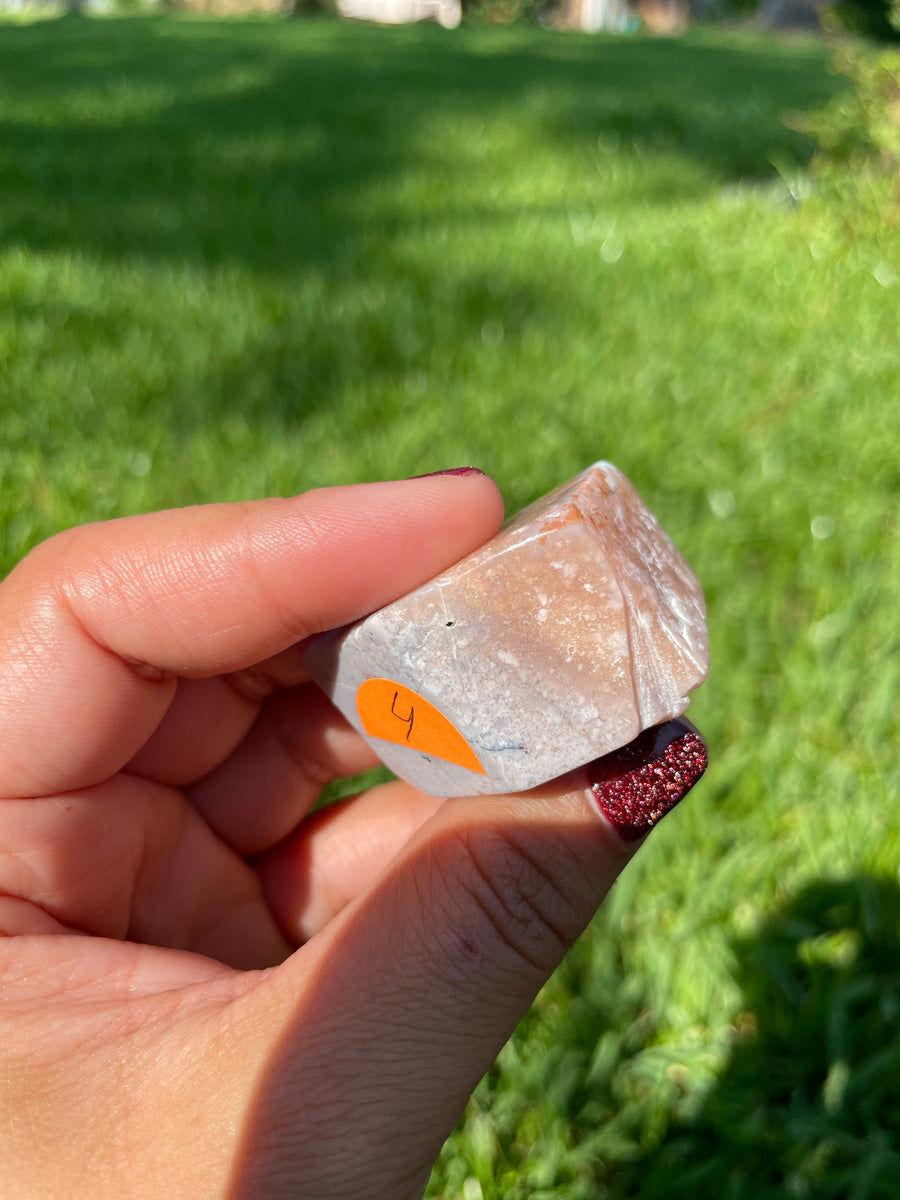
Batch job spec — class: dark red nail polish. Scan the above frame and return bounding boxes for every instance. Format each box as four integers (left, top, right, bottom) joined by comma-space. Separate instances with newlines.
587, 718, 707, 842
408, 468, 485, 479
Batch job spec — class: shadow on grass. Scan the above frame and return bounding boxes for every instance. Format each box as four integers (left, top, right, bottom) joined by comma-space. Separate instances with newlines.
0, 17, 839, 278
221, 868, 900, 1197
425, 874, 900, 1197
0, 17, 844, 439
0, 16, 844, 448
621, 875, 900, 1199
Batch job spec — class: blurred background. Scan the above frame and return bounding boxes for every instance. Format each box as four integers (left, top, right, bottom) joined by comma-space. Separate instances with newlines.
0, 0, 898, 1195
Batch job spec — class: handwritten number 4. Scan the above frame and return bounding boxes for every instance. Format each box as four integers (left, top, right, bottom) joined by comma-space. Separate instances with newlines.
391, 691, 415, 742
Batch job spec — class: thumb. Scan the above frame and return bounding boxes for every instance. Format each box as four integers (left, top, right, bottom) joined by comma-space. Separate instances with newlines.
237, 719, 706, 1200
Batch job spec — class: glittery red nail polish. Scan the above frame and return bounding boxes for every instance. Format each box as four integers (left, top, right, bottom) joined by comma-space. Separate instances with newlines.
408, 468, 485, 479
587, 718, 707, 842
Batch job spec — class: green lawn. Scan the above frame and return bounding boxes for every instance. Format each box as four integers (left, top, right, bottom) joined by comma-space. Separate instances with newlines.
1, 14, 899, 1197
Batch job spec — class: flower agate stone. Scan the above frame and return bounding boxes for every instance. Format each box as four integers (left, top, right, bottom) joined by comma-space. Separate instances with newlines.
304, 462, 709, 798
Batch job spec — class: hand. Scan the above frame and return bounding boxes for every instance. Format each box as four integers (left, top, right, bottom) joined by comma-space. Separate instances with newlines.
0, 474, 700, 1200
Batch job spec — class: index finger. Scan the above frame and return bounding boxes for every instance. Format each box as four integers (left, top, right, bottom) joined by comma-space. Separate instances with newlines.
0, 474, 504, 798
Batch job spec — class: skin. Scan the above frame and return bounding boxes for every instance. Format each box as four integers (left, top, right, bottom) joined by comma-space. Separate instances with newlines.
0, 474, 646, 1200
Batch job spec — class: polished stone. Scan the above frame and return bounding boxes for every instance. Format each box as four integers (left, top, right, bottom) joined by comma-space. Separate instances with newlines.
304, 462, 709, 797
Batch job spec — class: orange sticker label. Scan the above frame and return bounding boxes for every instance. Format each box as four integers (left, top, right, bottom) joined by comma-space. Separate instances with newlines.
356, 678, 485, 776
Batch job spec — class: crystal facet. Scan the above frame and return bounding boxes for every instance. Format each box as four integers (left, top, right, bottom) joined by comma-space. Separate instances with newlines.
304, 462, 709, 798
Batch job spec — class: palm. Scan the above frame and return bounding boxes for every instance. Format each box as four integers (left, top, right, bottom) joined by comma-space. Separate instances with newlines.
0, 883, 280, 1200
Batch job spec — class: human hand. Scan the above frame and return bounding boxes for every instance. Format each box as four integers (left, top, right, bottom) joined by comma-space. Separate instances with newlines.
0, 473, 704, 1200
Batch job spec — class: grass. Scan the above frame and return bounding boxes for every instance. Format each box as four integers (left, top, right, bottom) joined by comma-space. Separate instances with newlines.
1, 13, 899, 1197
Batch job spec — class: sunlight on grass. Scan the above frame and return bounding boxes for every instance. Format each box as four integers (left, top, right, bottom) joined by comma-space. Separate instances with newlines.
1, 15, 897, 1197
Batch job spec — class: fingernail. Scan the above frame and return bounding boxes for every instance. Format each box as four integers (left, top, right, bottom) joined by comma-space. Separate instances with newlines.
408, 468, 485, 479
586, 718, 707, 843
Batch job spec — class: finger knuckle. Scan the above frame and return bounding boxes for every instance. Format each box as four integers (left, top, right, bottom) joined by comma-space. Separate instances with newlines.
446, 824, 586, 978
